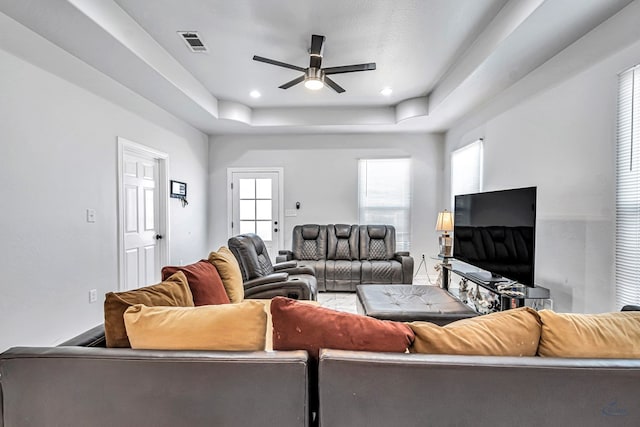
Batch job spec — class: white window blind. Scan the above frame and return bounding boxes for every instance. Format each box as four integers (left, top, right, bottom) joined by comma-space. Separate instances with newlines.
616, 65, 640, 309
358, 158, 412, 251
451, 139, 483, 207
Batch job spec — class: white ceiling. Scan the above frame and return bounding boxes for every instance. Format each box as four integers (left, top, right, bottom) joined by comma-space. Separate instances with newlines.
0, 0, 634, 135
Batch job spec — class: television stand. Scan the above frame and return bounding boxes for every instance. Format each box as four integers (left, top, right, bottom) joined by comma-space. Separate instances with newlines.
440, 260, 550, 312
465, 271, 509, 284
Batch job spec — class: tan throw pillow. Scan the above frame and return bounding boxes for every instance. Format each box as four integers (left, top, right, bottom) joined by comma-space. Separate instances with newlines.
409, 307, 541, 356
123, 301, 267, 351
104, 272, 194, 348
208, 247, 244, 303
538, 310, 640, 358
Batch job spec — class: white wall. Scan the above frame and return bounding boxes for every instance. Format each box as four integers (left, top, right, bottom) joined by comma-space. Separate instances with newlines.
0, 46, 209, 350
444, 5, 640, 313
208, 133, 444, 276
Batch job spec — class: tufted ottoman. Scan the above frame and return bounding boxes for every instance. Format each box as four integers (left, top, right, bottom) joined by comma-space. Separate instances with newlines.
356, 284, 478, 325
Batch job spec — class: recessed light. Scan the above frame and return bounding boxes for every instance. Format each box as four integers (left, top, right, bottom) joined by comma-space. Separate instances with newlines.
250, 90, 261, 98
380, 87, 393, 96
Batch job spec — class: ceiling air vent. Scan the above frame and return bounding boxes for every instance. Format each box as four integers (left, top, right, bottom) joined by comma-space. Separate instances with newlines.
178, 31, 208, 53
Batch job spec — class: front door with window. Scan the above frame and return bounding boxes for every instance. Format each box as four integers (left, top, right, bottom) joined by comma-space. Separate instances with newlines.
230, 170, 281, 260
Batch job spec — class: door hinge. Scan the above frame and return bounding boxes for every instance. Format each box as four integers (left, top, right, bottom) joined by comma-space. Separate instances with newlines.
231, 221, 234, 229
230, 182, 233, 190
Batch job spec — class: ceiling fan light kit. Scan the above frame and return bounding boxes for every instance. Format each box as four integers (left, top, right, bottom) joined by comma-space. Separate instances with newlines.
253, 34, 376, 93
304, 67, 324, 90
304, 79, 324, 90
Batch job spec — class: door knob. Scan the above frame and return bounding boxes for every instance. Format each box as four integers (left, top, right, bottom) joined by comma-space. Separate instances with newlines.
274, 228, 279, 232
155, 234, 163, 240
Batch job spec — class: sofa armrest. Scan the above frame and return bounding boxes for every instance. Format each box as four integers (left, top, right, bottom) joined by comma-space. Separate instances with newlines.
394, 253, 414, 284
244, 272, 290, 289
276, 250, 294, 263
58, 324, 106, 347
287, 266, 316, 276
275, 263, 316, 277
274, 260, 298, 271
244, 280, 314, 300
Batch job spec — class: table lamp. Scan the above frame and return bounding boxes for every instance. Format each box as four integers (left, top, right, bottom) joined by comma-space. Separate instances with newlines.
435, 210, 454, 257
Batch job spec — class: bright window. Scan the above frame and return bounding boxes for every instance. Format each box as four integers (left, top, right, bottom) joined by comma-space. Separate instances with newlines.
616, 65, 640, 309
358, 158, 412, 251
451, 139, 483, 208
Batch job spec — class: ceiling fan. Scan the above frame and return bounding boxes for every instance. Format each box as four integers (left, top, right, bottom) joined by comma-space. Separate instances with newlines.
252, 34, 376, 93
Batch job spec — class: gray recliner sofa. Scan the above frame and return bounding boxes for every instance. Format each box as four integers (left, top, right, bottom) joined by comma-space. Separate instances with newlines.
228, 233, 318, 300
277, 224, 413, 291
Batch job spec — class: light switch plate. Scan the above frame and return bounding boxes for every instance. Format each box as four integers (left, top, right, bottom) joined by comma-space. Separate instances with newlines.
86, 209, 96, 223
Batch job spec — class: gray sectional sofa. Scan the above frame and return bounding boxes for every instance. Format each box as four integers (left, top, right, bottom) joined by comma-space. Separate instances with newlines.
0, 326, 310, 427
3, 329, 640, 427
277, 224, 414, 291
318, 349, 640, 426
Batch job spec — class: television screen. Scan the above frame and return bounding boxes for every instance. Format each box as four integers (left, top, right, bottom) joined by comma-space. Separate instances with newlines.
453, 187, 537, 287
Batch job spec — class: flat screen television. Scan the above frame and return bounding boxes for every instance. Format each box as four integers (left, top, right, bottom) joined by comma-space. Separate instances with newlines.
453, 187, 537, 287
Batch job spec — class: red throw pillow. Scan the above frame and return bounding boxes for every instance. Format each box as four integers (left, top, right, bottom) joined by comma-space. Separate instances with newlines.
162, 260, 230, 306
270, 296, 414, 360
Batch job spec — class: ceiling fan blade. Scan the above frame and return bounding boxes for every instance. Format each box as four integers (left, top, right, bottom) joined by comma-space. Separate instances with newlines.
309, 34, 325, 69
278, 75, 306, 89
253, 55, 305, 72
324, 76, 345, 94
323, 63, 376, 75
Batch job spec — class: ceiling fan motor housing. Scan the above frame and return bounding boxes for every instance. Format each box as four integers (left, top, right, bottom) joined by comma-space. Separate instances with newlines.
306, 67, 324, 81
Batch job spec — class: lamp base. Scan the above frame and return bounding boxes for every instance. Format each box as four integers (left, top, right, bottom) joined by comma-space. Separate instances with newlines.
438, 235, 452, 257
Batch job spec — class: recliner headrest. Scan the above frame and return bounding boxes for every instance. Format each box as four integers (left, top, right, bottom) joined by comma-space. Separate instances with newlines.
334, 224, 352, 238
301, 224, 320, 239
366, 225, 387, 239
249, 234, 267, 253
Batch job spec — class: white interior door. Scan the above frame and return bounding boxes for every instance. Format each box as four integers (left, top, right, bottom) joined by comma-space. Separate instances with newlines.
118, 138, 169, 291
230, 170, 282, 259
123, 152, 160, 290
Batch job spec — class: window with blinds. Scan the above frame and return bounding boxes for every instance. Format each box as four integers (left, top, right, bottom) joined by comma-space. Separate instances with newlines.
616, 65, 640, 309
451, 139, 483, 208
358, 158, 412, 252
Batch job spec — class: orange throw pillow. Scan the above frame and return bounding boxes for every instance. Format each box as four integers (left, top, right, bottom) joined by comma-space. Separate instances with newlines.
162, 260, 230, 306
270, 296, 414, 360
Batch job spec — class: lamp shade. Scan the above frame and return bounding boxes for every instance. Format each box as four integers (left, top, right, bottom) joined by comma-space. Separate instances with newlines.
435, 210, 454, 232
